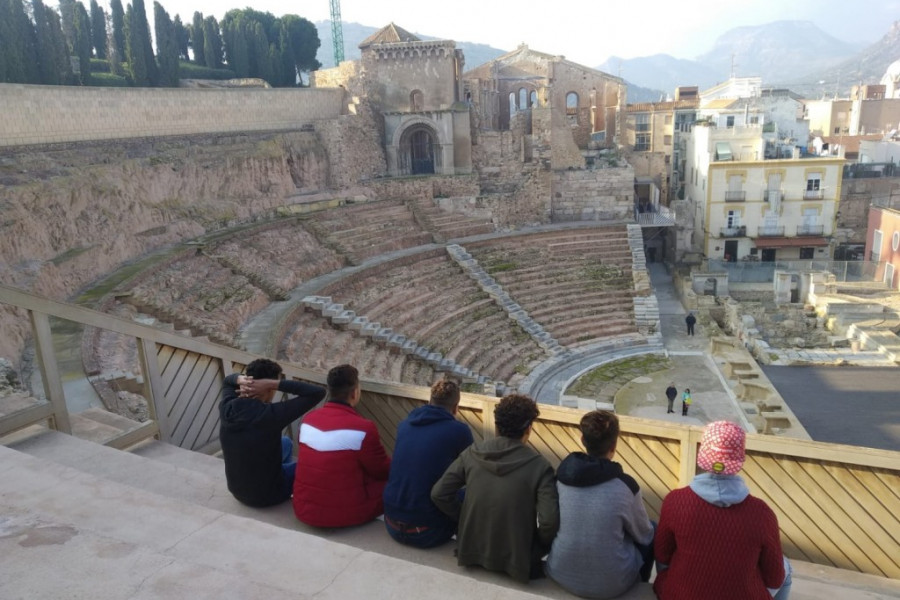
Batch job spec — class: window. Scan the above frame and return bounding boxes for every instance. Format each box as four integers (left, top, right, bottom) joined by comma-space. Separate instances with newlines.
893, 231, 900, 252
799, 247, 815, 259
635, 133, 650, 151
566, 92, 578, 123
664, 135, 672, 146
410, 90, 424, 112
727, 210, 741, 228
726, 115, 735, 128
872, 230, 883, 262
509, 92, 517, 114
807, 173, 821, 190
635, 113, 650, 132
834, 127, 841, 134
519, 88, 527, 109
749, 116, 759, 125
530, 90, 537, 107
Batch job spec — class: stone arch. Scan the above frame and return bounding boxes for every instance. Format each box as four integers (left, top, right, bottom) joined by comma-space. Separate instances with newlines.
393, 119, 442, 176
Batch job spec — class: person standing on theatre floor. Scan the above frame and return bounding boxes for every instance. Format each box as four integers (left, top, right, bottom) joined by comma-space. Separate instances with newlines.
665, 383, 678, 414
219, 358, 325, 508
682, 389, 692, 416
383, 379, 474, 548
685, 312, 697, 336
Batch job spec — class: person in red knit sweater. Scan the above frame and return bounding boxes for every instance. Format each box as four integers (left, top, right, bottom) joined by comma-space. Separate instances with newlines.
653, 421, 792, 600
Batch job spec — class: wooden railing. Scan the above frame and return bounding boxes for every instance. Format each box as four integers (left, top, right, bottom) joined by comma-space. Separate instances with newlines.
1, 283, 898, 579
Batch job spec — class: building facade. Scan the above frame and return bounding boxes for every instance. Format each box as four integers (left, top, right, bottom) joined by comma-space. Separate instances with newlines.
687, 122, 844, 262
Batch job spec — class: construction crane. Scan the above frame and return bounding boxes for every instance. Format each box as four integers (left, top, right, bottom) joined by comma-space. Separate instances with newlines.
330, 0, 344, 66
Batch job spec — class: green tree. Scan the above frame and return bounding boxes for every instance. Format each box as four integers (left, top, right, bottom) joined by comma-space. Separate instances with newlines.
153, 1, 178, 86
125, 0, 157, 86
109, 0, 125, 59
72, 1, 92, 84
58, 0, 75, 51
1, 0, 40, 83
190, 11, 204, 65
89, 0, 106, 59
248, 21, 271, 82
46, 4, 74, 83
201, 15, 222, 69
222, 16, 249, 77
173, 15, 189, 60
281, 15, 320, 76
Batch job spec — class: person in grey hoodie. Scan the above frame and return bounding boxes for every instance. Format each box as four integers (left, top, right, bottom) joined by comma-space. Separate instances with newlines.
432, 393, 559, 583
545, 410, 654, 599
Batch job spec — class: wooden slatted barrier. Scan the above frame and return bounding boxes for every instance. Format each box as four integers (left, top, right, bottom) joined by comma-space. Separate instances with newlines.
1, 283, 898, 579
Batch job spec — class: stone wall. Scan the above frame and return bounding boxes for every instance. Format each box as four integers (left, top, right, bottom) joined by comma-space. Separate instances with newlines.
0, 84, 346, 147
316, 100, 387, 188
550, 167, 634, 222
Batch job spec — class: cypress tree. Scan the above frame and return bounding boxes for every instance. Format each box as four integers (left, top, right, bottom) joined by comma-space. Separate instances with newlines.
72, 1, 92, 84
4, 0, 40, 83
222, 17, 249, 77
46, 5, 74, 83
153, 2, 178, 86
125, 0, 158, 86
190, 11, 204, 65
89, 0, 106, 59
173, 15, 189, 60
201, 15, 222, 70
58, 0, 76, 51
109, 0, 125, 59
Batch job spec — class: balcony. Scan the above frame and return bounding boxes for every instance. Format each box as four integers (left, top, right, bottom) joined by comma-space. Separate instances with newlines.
758, 226, 785, 237
724, 190, 746, 202
797, 224, 825, 236
720, 225, 746, 238
803, 189, 824, 200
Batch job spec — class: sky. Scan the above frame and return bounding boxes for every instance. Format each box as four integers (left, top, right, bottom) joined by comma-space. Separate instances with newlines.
86, 0, 898, 66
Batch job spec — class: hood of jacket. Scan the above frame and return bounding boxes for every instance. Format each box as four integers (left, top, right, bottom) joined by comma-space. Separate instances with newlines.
221, 396, 266, 430
689, 472, 750, 507
469, 436, 542, 476
556, 452, 624, 487
406, 404, 456, 427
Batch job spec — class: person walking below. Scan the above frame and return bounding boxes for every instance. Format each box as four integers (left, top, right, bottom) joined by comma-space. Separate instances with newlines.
685, 312, 696, 336
665, 383, 677, 414
682, 389, 692, 416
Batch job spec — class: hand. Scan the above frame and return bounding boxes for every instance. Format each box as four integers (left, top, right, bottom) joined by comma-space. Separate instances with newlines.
239, 377, 277, 398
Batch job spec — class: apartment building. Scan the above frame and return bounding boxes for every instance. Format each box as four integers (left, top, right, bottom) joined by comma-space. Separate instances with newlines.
686, 122, 844, 262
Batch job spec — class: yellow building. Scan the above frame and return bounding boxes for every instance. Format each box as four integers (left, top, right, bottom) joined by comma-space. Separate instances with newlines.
687, 122, 844, 261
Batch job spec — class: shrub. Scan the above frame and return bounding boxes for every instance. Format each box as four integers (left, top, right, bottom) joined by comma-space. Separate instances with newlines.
178, 61, 236, 80
91, 72, 129, 87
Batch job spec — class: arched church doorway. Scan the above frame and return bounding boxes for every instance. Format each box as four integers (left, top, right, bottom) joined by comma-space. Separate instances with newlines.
400, 126, 438, 175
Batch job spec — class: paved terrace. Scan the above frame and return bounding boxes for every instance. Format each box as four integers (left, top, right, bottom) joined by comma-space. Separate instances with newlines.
2, 428, 899, 600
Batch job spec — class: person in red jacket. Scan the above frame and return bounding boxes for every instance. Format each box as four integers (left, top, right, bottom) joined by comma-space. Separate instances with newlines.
653, 421, 792, 600
292, 364, 391, 528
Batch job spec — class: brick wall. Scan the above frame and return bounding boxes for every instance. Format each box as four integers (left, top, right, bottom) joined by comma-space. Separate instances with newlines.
0, 84, 346, 147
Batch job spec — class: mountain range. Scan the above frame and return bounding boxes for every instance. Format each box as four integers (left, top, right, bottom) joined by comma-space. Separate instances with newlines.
314, 20, 899, 103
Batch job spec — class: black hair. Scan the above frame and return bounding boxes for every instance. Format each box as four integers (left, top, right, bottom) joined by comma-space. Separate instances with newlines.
245, 358, 282, 380
494, 394, 539, 439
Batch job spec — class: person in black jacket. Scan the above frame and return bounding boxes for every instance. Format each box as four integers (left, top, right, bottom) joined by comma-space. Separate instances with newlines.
220, 358, 325, 507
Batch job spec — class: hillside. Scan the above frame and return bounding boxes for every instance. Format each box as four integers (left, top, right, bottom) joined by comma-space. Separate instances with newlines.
811, 20, 900, 96
314, 21, 505, 70
597, 54, 719, 98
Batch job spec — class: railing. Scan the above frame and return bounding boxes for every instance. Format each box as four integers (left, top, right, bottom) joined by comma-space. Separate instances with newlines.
797, 224, 825, 236
803, 189, 824, 200
724, 190, 746, 202
758, 226, 785, 237
706, 260, 882, 284
0, 283, 898, 579
720, 225, 746, 238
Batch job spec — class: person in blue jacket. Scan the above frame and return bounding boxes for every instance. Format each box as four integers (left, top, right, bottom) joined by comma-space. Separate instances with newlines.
383, 379, 474, 548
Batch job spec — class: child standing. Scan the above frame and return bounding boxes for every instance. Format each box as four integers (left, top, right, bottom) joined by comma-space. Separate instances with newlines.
682, 388, 692, 416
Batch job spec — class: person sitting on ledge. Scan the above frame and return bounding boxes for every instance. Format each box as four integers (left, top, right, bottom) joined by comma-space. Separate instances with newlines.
431, 393, 559, 583
219, 358, 325, 508
383, 379, 474, 548
293, 364, 391, 528
545, 410, 655, 599
654, 420, 792, 600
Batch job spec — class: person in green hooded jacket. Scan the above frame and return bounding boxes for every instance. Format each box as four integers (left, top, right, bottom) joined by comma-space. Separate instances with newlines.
431, 393, 559, 583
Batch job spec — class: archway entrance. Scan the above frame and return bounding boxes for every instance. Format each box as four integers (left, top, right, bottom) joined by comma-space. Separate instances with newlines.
399, 126, 439, 175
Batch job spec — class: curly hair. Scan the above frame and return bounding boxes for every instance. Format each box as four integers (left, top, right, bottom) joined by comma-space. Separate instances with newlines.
580, 410, 619, 458
494, 394, 540, 439
245, 358, 282, 380
431, 379, 460, 411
